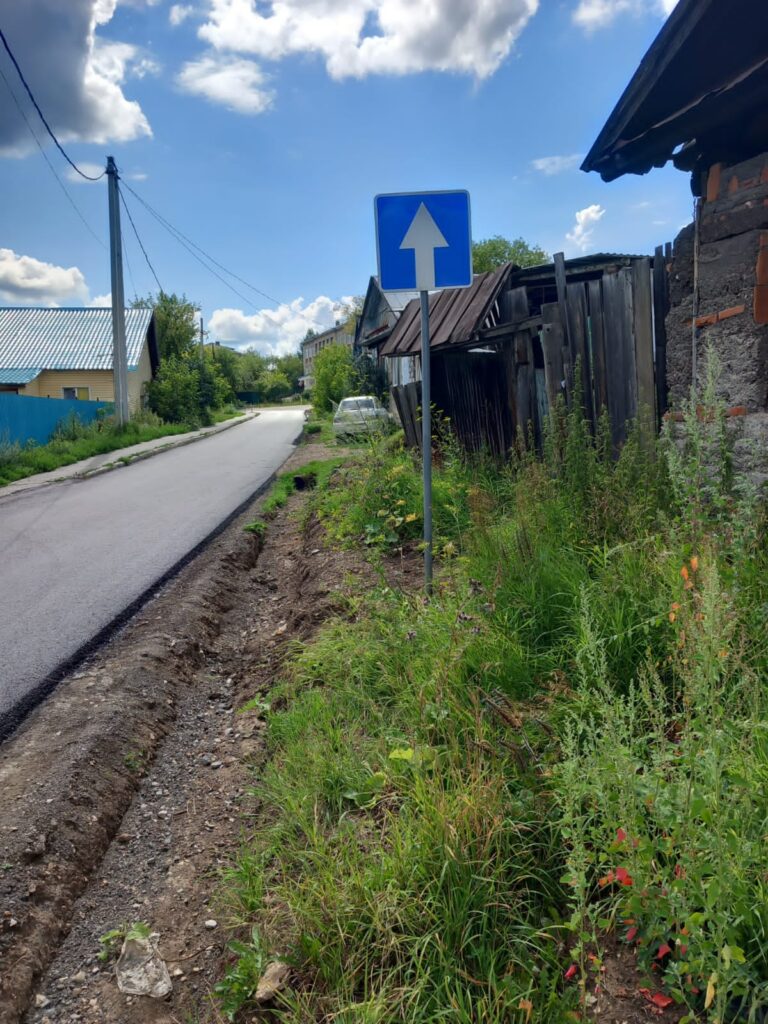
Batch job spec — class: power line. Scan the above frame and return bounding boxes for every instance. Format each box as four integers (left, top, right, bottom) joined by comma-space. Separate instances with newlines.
121, 226, 138, 304
0, 62, 106, 249
120, 180, 285, 308
118, 182, 164, 295
0, 26, 105, 182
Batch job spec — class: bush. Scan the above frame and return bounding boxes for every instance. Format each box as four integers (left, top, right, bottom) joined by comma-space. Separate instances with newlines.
312, 344, 355, 414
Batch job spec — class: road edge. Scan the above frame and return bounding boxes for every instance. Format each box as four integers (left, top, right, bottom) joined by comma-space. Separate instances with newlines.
0, 430, 301, 741
0, 410, 261, 503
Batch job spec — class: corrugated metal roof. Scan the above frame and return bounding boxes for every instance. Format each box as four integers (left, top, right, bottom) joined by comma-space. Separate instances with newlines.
380, 266, 512, 358
0, 307, 153, 372
0, 367, 42, 385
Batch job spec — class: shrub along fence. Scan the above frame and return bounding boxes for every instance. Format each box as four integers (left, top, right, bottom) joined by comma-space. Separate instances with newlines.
0, 392, 110, 446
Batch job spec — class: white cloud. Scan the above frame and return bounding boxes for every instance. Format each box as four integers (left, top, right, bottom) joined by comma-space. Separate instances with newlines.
531, 153, 583, 175
0, 249, 89, 305
0, 1, 152, 153
170, 4, 195, 25
177, 55, 274, 115
89, 292, 113, 307
566, 204, 605, 252
572, 0, 678, 32
209, 295, 349, 357
195, 0, 538, 88
126, 171, 148, 181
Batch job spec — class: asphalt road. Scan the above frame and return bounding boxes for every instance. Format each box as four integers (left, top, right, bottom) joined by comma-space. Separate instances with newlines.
0, 408, 305, 731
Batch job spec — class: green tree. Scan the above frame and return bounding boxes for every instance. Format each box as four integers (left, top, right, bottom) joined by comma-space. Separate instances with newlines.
132, 292, 200, 361
262, 370, 292, 402
312, 344, 354, 413
146, 357, 201, 423
472, 236, 548, 273
209, 344, 240, 393
276, 352, 303, 392
336, 296, 364, 334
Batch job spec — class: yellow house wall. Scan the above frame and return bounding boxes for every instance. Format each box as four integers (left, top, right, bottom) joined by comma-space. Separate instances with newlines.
31, 369, 115, 403
16, 341, 153, 411
18, 377, 39, 396
128, 341, 152, 410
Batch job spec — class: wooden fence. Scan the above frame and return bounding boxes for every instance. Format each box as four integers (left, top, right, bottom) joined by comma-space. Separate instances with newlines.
391, 248, 671, 456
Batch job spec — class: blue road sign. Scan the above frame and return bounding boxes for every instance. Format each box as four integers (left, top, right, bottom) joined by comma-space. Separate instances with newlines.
374, 190, 472, 292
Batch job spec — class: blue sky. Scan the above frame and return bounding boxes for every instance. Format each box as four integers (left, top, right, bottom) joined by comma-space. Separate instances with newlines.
0, 0, 690, 354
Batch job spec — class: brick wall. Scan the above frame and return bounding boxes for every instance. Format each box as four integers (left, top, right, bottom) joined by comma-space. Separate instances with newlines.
666, 152, 768, 410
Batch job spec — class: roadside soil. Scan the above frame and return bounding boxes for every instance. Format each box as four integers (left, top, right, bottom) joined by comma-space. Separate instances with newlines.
0, 435, 678, 1024
0, 440, 390, 1024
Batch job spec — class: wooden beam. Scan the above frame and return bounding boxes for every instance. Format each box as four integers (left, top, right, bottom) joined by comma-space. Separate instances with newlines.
540, 302, 565, 413
632, 257, 656, 443
553, 252, 575, 391
587, 278, 608, 418
653, 244, 670, 421
566, 282, 595, 429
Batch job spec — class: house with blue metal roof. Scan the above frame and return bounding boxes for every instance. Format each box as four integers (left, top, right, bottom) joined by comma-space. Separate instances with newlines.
0, 306, 158, 409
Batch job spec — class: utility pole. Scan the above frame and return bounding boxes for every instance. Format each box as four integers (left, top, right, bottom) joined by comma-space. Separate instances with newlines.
200, 316, 205, 362
106, 156, 130, 425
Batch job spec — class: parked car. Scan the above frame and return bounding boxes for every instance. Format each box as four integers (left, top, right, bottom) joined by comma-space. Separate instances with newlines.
333, 395, 392, 437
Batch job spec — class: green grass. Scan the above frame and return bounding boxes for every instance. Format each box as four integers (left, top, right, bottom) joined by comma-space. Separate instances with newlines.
260, 458, 344, 517
219, 356, 768, 1022
0, 404, 247, 487
0, 414, 190, 486
303, 410, 335, 444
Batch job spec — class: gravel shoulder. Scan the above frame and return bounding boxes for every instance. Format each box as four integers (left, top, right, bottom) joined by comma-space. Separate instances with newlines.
0, 441, 365, 1024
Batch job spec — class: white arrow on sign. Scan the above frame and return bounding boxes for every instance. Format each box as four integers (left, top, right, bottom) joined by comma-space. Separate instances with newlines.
399, 202, 448, 290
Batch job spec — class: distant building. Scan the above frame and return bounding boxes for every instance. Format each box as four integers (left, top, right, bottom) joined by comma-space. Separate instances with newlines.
356, 276, 419, 387
300, 323, 355, 389
0, 307, 158, 411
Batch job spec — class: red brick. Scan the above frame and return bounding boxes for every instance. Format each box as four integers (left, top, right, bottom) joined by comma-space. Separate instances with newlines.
762, 164, 768, 184
726, 406, 748, 417
755, 285, 768, 324
728, 175, 739, 194
756, 239, 768, 287
706, 163, 722, 202
717, 304, 746, 321
695, 313, 718, 328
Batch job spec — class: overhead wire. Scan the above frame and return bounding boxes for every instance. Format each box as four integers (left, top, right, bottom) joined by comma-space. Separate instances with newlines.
0, 26, 104, 181
120, 225, 139, 305
120, 180, 286, 309
0, 62, 106, 249
118, 181, 164, 295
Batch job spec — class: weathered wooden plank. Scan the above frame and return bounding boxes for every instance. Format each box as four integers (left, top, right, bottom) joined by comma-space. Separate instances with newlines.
513, 330, 534, 443
601, 269, 634, 448
404, 381, 422, 449
653, 245, 669, 421
540, 302, 565, 413
587, 278, 608, 418
498, 285, 529, 325
632, 258, 656, 441
391, 385, 418, 448
566, 282, 594, 429
553, 252, 575, 385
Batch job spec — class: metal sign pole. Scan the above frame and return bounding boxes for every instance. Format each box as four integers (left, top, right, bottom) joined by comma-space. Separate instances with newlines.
420, 289, 432, 592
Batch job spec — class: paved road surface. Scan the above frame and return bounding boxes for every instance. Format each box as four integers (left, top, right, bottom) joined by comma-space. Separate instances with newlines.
0, 408, 304, 731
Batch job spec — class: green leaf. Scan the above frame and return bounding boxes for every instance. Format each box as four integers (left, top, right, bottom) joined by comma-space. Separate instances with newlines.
389, 747, 414, 762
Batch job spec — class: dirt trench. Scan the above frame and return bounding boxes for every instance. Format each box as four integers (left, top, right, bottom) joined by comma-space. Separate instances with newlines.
0, 443, 376, 1024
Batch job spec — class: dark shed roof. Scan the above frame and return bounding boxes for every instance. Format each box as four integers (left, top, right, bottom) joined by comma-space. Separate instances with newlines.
379, 265, 512, 358
582, 0, 768, 183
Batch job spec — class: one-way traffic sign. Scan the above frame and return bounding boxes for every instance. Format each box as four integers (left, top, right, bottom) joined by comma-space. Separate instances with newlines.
374, 190, 472, 292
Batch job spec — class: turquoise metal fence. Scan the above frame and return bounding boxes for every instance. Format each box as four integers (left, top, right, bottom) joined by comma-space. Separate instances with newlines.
0, 393, 111, 446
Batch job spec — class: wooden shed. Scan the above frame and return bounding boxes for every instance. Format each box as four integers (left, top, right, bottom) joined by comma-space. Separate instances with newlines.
383, 252, 670, 456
